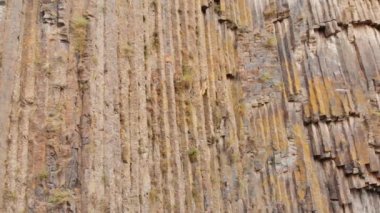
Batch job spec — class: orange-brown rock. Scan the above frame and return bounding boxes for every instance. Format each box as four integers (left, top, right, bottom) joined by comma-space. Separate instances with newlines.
0, 0, 379, 212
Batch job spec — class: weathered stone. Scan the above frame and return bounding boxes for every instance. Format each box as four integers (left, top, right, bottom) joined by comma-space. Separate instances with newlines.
0, 0, 379, 212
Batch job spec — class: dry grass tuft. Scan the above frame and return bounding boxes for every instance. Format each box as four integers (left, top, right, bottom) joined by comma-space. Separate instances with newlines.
48, 189, 73, 205
71, 16, 89, 54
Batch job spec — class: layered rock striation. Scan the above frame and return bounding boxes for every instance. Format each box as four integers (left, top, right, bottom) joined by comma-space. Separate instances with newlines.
0, 0, 379, 212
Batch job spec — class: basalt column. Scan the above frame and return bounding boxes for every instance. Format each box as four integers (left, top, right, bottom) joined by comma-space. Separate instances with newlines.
0, 0, 379, 212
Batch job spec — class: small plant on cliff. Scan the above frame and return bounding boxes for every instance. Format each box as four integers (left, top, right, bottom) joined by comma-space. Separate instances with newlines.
273, 81, 284, 91
187, 147, 199, 163
263, 3, 276, 19
4, 190, 17, 201
230, 151, 240, 163
372, 110, 380, 117
192, 188, 202, 203
102, 174, 108, 185
121, 42, 134, 58
175, 63, 194, 90
264, 37, 277, 49
259, 71, 273, 83
152, 32, 160, 50
37, 169, 49, 181
48, 189, 73, 205
214, 4, 222, 15
149, 188, 160, 202
71, 16, 89, 54
182, 65, 194, 86
144, 45, 149, 59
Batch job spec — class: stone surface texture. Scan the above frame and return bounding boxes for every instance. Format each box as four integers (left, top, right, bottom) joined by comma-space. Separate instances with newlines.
0, 0, 380, 212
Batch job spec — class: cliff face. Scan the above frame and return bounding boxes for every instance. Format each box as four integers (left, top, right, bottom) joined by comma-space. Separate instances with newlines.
0, 0, 379, 212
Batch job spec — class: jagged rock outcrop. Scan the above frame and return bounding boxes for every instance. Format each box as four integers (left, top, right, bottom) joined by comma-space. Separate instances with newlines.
0, 0, 379, 212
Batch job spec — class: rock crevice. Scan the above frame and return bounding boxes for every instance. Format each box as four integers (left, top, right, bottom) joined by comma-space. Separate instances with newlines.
0, 0, 379, 212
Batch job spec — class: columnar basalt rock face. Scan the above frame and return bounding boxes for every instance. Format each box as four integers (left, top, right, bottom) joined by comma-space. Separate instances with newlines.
0, 0, 379, 212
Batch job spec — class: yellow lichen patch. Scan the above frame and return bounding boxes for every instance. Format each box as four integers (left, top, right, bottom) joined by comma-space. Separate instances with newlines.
268, 168, 280, 201
281, 61, 295, 96
237, 0, 249, 26
291, 63, 302, 95
269, 112, 282, 151
292, 124, 309, 202
303, 103, 311, 122
314, 77, 330, 117
278, 177, 291, 212
262, 107, 272, 153
293, 124, 329, 212
277, 124, 289, 152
